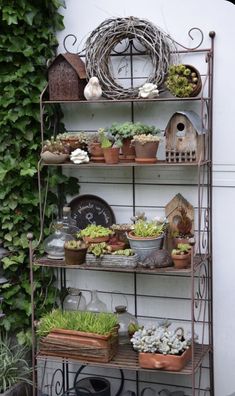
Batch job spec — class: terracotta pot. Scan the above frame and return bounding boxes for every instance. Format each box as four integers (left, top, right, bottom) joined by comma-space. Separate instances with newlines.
83, 236, 110, 244
121, 138, 135, 160
172, 236, 193, 248
139, 346, 192, 371
134, 141, 159, 163
171, 252, 191, 269
103, 147, 120, 164
89, 142, 105, 162
64, 247, 87, 265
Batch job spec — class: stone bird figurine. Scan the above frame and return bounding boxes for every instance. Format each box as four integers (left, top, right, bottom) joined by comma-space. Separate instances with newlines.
84, 77, 102, 100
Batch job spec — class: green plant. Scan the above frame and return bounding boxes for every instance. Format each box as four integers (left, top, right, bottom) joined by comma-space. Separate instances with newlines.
88, 242, 111, 257
42, 137, 70, 154
37, 309, 118, 337
78, 225, 113, 239
64, 240, 87, 250
132, 219, 165, 238
112, 249, 134, 256
131, 134, 160, 145
172, 243, 191, 256
165, 64, 199, 97
98, 128, 122, 149
0, 1, 79, 341
109, 122, 159, 141
0, 337, 32, 392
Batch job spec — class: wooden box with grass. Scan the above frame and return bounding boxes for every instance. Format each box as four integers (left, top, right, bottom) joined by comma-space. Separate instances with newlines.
37, 310, 119, 363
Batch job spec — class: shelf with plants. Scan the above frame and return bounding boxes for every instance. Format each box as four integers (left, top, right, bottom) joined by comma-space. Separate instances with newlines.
32, 21, 214, 396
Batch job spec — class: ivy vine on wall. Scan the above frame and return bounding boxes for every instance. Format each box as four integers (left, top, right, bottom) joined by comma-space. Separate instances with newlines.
0, 0, 79, 343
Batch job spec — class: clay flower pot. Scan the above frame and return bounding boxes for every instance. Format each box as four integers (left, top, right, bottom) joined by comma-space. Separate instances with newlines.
171, 252, 191, 269
139, 346, 192, 371
64, 247, 87, 265
134, 141, 159, 164
89, 142, 105, 162
121, 138, 135, 161
103, 147, 120, 164
83, 236, 110, 244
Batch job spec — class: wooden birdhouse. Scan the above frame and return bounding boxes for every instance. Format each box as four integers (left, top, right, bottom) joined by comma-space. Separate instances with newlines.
48, 53, 87, 101
165, 111, 206, 163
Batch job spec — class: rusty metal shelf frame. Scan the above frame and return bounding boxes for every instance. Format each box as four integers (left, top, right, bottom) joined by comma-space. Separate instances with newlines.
31, 28, 215, 396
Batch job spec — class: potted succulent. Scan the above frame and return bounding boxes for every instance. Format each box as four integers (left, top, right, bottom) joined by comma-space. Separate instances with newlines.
132, 133, 161, 164
64, 239, 88, 265
165, 64, 202, 98
172, 207, 194, 247
86, 242, 138, 269
127, 218, 166, 261
99, 128, 122, 164
78, 224, 113, 244
37, 309, 119, 363
171, 243, 191, 269
130, 320, 193, 371
109, 122, 157, 161
0, 337, 32, 396
87, 132, 104, 162
41, 137, 70, 164
57, 131, 89, 153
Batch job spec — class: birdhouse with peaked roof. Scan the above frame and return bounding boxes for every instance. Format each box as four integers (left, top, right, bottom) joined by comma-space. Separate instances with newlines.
165, 111, 206, 163
48, 53, 87, 101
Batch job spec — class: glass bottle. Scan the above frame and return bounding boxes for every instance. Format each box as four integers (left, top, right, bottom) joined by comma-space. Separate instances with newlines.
44, 221, 75, 259
63, 287, 86, 311
115, 305, 138, 344
62, 206, 79, 235
86, 290, 108, 313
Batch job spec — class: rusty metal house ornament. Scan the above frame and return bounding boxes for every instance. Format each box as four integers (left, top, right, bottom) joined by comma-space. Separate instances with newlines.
165, 111, 206, 163
48, 53, 87, 101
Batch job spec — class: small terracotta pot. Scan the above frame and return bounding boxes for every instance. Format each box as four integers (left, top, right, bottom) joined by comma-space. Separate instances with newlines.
171, 252, 191, 269
103, 147, 120, 164
134, 141, 159, 163
83, 236, 110, 244
64, 247, 87, 265
139, 346, 192, 371
89, 142, 105, 162
121, 138, 135, 160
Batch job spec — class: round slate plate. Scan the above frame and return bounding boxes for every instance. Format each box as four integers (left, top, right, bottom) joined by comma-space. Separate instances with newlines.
69, 194, 116, 230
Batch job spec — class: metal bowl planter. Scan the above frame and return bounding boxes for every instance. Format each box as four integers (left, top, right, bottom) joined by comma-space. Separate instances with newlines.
127, 231, 165, 262
40, 151, 69, 164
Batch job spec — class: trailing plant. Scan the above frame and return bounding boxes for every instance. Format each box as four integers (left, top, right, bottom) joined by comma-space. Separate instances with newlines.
37, 309, 118, 337
0, 336, 32, 392
0, 1, 79, 342
88, 242, 111, 257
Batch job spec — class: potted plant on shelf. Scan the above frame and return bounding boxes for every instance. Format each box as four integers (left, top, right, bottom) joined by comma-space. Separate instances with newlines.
86, 242, 138, 269
130, 320, 193, 371
171, 243, 191, 269
99, 128, 122, 164
78, 224, 113, 244
131, 133, 161, 164
109, 122, 157, 161
127, 218, 166, 262
64, 239, 88, 265
87, 132, 104, 162
165, 64, 202, 98
172, 207, 194, 248
41, 137, 70, 164
37, 309, 119, 363
0, 337, 32, 396
57, 131, 89, 153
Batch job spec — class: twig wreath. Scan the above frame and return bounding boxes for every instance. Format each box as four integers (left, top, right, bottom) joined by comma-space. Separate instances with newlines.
85, 17, 178, 99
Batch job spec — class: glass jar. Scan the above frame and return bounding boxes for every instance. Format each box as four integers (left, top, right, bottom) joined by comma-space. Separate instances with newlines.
62, 206, 79, 235
63, 287, 86, 311
115, 305, 138, 344
44, 221, 75, 259
86, 290, 108, 313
